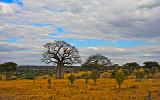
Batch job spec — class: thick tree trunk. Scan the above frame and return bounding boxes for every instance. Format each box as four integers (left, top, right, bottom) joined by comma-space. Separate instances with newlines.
56, 61, 64, 79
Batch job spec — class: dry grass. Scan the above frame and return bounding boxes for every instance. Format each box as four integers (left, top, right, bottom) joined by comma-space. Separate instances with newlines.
0, 78, 160, 100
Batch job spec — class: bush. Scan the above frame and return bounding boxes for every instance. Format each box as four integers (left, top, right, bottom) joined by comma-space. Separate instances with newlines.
0, 62, 17, 73
81, 73, 90, 84
123, 69, 130, 76
68, 74, 76, 85
83, 64, 101, 70
111, 70, 127, 89
22, 71, 37, 79
135, 71, 144, 81
90, 71, 100, 85
144, 68, 150, 79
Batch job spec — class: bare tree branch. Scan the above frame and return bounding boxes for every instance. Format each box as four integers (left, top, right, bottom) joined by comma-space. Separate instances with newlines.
42, 41, 81, 79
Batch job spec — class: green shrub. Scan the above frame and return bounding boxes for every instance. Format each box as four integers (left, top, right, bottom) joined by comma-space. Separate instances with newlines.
111, 70, 127, 89
23, 71, 37, 79
90, 71, 100, 85
68, 74, 76, 85
81, 73, 90, 84
135, 71, 144, 81
144, 68, 150, 79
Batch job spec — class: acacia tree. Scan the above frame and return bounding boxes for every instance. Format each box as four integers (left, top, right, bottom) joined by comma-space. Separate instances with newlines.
83, 54, 112, 70
42, 41, 81, 79
0, 62, 17, 73
123, 62, 140, 75
124, 62, 140, 70
111, 70, 127, 89
0, 62, 17, 80
143, 61, 159, 70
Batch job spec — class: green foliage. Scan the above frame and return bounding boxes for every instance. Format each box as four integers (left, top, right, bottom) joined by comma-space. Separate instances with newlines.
111, 70, 117, 79
90, 71, 100, 85
144, 68, 150, 79
0, 62, 17, 73
124, 62, 140, 69
123, 69, 130, 76
81, 73, 90, 84
111, 70, 127, 89
83, 64, 101, 70
123, 62, 140, 74
143, 61, 160, 70
23, 72, 36, 79
68, 74, 76, 85
15, 69, 55, 80
150, 67, 158, 74
19, 70, 38, 79
135, 71, 144, 81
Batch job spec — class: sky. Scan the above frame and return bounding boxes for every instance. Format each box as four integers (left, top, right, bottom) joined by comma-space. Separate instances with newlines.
0, 0, 160, 65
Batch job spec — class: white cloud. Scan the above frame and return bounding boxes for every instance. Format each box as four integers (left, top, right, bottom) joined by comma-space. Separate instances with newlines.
0, 3, 13, 14
80, 45, 160, 65
0, 0, 160, 65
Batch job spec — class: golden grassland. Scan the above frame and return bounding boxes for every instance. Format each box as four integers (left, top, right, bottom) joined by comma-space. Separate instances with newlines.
0, 76, 160, 100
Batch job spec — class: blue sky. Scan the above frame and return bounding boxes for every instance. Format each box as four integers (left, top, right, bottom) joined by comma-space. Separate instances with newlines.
3, 37, 17, 42
0, 0, 160, 65
0, 0, 23, 7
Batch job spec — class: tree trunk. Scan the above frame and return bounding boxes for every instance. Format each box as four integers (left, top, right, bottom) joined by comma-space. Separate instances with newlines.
56, 61, 64, 79
118, 84, 121, 89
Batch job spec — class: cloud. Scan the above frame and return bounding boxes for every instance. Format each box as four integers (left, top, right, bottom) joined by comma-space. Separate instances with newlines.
80, 45, 160, 65
138, 0, 160, 9
0, 3, 13, 14
0, 0, 160, 65
0, 42, 30, 52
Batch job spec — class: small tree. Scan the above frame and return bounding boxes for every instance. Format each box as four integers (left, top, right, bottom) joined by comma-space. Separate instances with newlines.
135, 71, 144, 82
124, 62, 140, 74
47, 78, 51, 89
150, 67, 158, 75
90, 71, 100, 85
81, 73, 90, 84
145, 90, 152, 100
111, 70, 127, 89
68, 74, 76, 85
123, 69, 130, 76
144, 68, 150, 79
111, 70, 117, 79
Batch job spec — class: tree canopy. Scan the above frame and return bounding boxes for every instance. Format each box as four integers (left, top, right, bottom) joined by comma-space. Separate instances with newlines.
124, 62, 140, 70
143, 61, 160, 69
84, 54, 112, 66
83, 54, 112, 70
0, 62, 17, 73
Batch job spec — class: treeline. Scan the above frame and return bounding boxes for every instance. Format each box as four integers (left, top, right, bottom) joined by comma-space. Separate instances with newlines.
0, 60, 160, 80
0, 62, 54, 80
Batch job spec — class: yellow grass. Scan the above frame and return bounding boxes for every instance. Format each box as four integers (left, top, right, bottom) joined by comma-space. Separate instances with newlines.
0, 78, 160, 100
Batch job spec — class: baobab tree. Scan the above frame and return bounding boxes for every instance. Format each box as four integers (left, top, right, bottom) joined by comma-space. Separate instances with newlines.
42, 41, 81, 79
